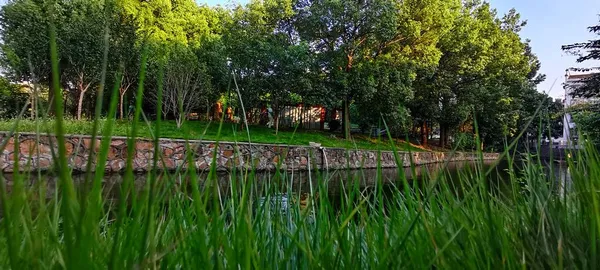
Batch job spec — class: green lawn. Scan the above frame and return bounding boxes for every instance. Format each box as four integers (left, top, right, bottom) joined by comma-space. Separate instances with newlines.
0, 119, 425, 151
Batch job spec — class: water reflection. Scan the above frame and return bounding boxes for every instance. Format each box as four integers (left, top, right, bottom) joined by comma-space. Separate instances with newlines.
1, 160, 570, 202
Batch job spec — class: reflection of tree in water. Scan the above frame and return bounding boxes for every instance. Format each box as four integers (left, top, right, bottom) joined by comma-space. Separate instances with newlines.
0, 159, 573, 219
1, 161, 502, 200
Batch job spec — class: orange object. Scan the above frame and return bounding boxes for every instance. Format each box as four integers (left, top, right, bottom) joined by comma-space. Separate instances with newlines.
215, 102, 223, 120
226, 107, 233, 121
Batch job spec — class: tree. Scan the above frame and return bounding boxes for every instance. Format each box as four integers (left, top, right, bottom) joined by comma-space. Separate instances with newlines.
121, 0, 214, 50
60, 0, 107, 120
295, 0, 459, 139
571, 103, 600, 147
411, 3, 536, 149
1, 0, 116, 119
225, 0, 313, 134
107, 3, 140, 120
562, 15, 600, 98
0, 0, 55, 113
122, 0, 222, 120
412, 2, 494, 147
195, 6, 231, 116
148, 45, 210, 128
562, 15, 600, 147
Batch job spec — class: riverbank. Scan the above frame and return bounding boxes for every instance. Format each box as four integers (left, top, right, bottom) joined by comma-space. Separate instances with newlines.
0, 119, 424, 151
0, 132, 499, 173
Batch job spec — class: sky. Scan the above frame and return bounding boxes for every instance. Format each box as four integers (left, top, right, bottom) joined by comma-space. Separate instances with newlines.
198, 0, 600, 99
488, 0, 600, 99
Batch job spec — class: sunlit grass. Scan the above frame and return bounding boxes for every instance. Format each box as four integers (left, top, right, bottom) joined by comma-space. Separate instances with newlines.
0, 118, 424, 151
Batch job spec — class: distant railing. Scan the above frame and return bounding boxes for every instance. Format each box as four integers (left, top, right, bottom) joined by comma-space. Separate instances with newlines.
191, 104, 342, 131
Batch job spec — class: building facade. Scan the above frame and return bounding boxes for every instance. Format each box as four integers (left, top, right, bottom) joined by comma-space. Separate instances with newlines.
562, 68, 599, 145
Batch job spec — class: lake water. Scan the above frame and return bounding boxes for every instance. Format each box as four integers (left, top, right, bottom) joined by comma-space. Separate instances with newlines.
1, 160, 570, 203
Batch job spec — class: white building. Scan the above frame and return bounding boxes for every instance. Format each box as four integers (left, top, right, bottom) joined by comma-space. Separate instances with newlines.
562, 68, 600, 145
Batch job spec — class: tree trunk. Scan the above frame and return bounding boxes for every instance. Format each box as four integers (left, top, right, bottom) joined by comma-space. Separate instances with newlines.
439, 126, 451, 149
119, 92, 125, 120
343, 97, 351, 139
30, 92, 36, 120
343, 53, 354, 140
274, 108, 280, 135
48, 84, 55, 116
206, 100, 210, 121
77, 89, 86, 120
445, 128, 450, 148
421, 121, 428, 146
176, 112, 183, 128
428, 122, 432, 141
412, 124, 417, 139
440, 125, 446, 148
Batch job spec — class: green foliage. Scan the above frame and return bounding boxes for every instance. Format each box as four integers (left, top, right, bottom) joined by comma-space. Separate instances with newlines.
411, 3, 548, 149
295, 0, 460, 138
225, 0, 313, 114
0, 0, 51, 83
0, 0, 567, 149
0, 77, 28, 119
572, 104, 600, 147
121, 0, 212, 47
452, 132, 476, 151
562, 16, 600, 98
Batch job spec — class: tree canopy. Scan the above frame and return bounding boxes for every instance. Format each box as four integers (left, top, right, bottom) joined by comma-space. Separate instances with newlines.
0, 0, 561, 149
562, 16, 600, 98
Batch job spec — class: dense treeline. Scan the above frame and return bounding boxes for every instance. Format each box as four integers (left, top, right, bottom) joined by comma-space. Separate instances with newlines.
0, 0, 562, 150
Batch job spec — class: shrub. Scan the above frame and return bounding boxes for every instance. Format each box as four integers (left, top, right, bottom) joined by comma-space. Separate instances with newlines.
0, 77, 28, 119
453, 132, 476, 151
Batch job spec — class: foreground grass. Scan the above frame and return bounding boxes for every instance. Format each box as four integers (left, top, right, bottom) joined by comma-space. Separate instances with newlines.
0, 119, 424, 151
1, 135, 599, 268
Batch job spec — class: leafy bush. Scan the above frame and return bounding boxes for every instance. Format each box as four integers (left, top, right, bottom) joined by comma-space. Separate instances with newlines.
0, 77, 28, 119
573, 109, 600, 148
452, 132, 477, 151
352, 102, 411, 137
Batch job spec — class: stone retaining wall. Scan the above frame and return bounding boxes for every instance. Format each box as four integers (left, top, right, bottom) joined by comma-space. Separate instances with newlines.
0, 133, 500, 173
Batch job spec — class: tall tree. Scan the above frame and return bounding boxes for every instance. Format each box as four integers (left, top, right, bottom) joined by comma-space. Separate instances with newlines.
148, 45, 210, 128
295, 0, 459, 139
107, 2, 140, 119
226, 0, 313, 134
61, 0, 106, 120
411, 3, 535, 149
1, 0, 130, 119
0, 0, 56, 113
562, 15, 600, 98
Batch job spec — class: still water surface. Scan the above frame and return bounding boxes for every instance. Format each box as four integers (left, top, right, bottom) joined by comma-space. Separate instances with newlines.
2, 160, 570, 202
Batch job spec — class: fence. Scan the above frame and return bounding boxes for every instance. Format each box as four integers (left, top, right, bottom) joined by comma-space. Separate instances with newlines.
245, 105, 341, 131
193, 103, 341, 131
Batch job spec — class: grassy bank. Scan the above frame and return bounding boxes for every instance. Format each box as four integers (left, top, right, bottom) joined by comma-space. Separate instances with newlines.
1, 128, 599, 268
0, 119, 424, 151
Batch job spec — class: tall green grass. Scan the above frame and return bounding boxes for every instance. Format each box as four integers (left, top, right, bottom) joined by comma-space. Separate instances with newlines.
2, 129, 599, 268
1, 17, 600, 270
